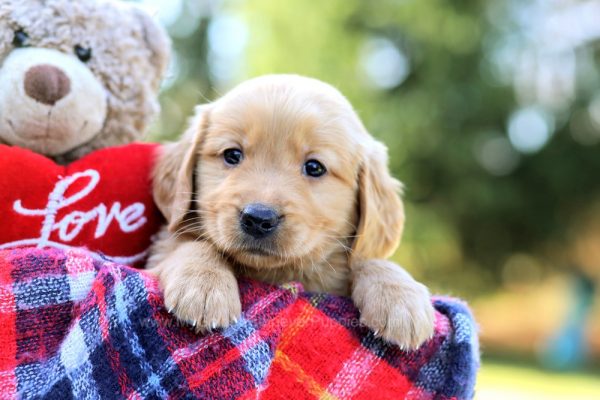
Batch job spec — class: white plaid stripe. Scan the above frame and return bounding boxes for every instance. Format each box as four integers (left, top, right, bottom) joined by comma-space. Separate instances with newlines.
325, 343, 382, 399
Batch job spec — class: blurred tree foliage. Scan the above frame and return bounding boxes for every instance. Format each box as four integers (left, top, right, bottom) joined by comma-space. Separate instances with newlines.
144, 0, 600, 298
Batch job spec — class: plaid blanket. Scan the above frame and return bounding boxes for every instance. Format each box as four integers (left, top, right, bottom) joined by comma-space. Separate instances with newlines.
0, 247, 479, 399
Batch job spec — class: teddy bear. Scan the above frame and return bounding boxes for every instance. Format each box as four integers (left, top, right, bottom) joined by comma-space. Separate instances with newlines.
0, 0, 170, 162
0, 0, 170, 266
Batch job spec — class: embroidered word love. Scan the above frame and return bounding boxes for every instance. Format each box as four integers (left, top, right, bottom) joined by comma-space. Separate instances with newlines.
12, 169, 147, 248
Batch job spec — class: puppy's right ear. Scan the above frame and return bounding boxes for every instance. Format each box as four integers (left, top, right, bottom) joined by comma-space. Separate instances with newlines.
153, 106, 210, 232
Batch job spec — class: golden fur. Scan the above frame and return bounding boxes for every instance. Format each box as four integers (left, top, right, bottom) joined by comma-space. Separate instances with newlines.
148, 75, 434, 349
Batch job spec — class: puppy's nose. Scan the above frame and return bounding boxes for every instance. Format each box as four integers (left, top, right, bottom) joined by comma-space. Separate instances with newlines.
240, 203, 281, 239
24, 64, 71, 106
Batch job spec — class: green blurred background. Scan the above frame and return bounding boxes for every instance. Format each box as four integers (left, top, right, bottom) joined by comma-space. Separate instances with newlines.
130, 0, 600, 397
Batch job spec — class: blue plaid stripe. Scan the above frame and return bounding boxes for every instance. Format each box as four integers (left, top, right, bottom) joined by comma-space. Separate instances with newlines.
15, 354, 68, 398
111, 274, 169, 398
60, 325, 101, 400
224, 317, 274, 385
14, 275, 71, 310
414, 299, 479, 399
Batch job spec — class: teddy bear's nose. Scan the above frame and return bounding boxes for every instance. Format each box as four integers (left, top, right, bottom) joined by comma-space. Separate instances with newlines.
24, 64, 71, 106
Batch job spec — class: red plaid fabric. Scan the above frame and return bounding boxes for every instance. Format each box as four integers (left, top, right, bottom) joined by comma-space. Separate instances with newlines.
0, 247, 478, 399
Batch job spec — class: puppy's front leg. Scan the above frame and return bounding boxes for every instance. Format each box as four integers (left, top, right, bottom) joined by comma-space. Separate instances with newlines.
150, 241, 241, 332
352, 259, 435, 349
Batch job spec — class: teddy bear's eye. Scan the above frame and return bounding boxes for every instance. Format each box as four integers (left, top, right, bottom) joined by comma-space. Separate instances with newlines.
74, 45, 92, 63
12, 29, 30, 48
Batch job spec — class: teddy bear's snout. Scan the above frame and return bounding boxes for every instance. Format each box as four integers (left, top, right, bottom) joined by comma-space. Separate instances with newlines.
24, 64, 71, 106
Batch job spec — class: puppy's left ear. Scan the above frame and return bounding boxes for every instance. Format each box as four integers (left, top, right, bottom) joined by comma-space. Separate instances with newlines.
352, 140, 405, 260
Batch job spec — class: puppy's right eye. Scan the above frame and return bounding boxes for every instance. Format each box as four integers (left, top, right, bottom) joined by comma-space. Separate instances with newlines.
13, 29, 30, 48
223, 148, 243, 166
303, 159, 327, 178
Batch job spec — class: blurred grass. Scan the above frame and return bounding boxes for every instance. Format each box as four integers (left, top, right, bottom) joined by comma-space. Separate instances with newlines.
477, 360, 600, 400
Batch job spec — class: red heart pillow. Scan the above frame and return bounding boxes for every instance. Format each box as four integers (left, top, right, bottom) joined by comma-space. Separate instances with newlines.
0, 143, 164, 267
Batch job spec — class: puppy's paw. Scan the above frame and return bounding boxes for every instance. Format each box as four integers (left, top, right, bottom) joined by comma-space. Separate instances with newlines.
162, 268, 242, 333
353, 261, 435, 350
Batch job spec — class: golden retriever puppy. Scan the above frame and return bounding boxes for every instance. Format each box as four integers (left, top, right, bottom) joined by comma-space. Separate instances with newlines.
148, 75, 435, 349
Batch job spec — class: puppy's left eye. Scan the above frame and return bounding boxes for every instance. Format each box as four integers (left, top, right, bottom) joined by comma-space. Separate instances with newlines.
223, 148, 243, 166
303, 159, 327, 178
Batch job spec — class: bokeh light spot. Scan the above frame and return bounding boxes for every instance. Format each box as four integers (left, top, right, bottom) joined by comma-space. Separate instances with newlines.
361, 37, 410, 90
508, 107, 554, 154
475, 135, 520, 176
208, 14, 248, 85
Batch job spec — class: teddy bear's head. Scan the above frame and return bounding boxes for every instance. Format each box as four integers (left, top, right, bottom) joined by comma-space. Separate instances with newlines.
0, 0, 170, 161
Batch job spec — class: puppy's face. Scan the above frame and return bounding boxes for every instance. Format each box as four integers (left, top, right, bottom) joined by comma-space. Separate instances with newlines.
155, 75, 404, 272
198, 82, 362, 269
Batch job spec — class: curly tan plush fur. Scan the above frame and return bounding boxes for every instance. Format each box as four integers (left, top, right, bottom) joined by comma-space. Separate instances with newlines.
0, 0, 169, 161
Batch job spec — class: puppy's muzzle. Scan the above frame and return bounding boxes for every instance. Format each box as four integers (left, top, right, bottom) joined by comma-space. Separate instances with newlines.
240, 203, 282, 239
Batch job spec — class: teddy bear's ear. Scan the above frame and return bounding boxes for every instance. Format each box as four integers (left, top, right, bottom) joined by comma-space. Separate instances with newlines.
131, 8, 171, 88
